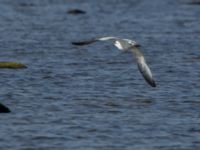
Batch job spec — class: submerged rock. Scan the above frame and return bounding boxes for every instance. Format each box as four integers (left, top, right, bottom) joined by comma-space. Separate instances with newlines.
0, 62, 27, 69
188, 0, 200, 4
67, 9, 86, 14
19, 2, 35, 7
0, 103, 10, 113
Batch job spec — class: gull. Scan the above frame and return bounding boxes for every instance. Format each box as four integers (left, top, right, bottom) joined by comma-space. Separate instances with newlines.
72, 36, 156, 87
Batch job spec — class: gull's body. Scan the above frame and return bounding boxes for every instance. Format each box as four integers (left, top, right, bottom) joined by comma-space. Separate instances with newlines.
72, 36, 156, 87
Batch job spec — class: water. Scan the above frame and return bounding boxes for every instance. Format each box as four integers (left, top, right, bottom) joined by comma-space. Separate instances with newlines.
0, 0, 200, 149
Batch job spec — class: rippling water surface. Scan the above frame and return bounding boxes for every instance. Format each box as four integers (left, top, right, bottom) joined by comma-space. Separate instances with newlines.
0, 0, 200, 149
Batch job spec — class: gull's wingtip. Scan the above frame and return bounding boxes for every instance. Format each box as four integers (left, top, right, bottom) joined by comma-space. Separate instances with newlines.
71, 41, 86, 46
142, 73, 156, 87
150, 79, 156, 87
71, 39, 98, 46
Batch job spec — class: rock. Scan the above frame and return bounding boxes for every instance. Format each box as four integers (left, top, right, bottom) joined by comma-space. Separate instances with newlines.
19, 2, 35, 7
0, 62, 27, 69
188, 0, 200, 4
67, 9, 86, 14
191, 56, 200, 59
0, 103, 10, 113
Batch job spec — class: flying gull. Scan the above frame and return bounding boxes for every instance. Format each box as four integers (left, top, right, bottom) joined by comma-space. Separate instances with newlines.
72, 36, 156, 87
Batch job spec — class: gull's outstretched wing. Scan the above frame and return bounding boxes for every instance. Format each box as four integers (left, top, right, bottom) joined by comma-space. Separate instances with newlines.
71, 37, 118, 46
131, 47, 156, 87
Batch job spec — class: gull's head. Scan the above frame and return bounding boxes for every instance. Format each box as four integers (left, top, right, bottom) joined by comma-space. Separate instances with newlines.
126, 39, 141, 48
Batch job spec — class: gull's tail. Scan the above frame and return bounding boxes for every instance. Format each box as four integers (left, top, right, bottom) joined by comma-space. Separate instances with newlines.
72, 39, 98, 46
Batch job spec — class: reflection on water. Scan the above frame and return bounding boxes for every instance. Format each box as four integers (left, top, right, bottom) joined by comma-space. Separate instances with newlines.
0, 0, 200, 149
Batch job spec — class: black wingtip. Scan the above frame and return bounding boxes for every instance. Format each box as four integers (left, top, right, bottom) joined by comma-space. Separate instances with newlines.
139, 69, 157, 88
150, 80, 156, 87
71, 41, 88, 46
71, 39, 97, 46
144, 78, 156, 87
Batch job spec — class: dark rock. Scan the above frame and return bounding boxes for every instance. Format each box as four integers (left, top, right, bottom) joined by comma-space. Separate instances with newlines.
19, 2, 35, 7
191, 56, 200, 59
188, 0, 200, 4
67, 9, 86, 14
0, 62, 27, 69
0, 103, 10, 113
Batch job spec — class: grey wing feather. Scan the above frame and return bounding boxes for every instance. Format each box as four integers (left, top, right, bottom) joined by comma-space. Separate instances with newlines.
131, 47, 156, 87
137, 58, 156, 87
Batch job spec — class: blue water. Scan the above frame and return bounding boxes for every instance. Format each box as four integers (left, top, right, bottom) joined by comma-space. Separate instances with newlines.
0, 0, 200, 149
